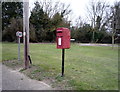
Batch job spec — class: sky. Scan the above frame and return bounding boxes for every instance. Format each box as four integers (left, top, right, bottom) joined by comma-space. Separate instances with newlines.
29, 0, 119, 25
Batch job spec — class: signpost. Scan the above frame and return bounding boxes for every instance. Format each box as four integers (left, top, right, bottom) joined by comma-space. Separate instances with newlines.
16, 31, 22, 61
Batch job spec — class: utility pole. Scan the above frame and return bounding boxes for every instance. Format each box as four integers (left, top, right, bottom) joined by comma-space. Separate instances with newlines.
23, 0, 29, 69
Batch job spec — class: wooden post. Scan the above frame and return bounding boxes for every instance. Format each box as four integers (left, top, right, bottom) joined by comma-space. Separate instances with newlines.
23, 0, 29, 69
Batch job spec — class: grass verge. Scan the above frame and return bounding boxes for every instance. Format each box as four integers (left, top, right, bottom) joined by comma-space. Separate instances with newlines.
2, 42, 118, 90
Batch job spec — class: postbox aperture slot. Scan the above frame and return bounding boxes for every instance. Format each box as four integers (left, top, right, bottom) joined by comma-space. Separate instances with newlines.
57, 36, 63, 37
57, 31, 62, 33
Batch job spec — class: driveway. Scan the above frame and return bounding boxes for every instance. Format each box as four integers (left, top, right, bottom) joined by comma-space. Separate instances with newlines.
1, 64, 53, 90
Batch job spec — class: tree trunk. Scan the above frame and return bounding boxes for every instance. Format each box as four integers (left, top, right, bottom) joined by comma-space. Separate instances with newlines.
92, 31, 95, 43
112, 35, 114, 49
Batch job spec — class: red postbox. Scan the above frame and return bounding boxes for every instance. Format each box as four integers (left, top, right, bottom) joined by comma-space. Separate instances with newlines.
56, 27, 70, 49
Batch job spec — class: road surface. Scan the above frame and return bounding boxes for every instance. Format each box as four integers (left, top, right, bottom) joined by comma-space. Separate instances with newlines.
2, 64, 53, 90
79, 43, 118, 47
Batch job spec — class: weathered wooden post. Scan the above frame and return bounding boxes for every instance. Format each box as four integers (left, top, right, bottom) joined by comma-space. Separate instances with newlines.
23, 0, 29, 69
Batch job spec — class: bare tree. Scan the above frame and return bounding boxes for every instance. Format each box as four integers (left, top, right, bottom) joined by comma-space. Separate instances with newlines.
75, 16, 85, 28
111, 1, 120, 48
37, 0, 72, 19
86, 0, 111, 43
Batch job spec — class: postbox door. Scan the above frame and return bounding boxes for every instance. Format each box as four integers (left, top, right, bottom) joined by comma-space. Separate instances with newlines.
56, 27, 70, 49
62, 29, 70, 49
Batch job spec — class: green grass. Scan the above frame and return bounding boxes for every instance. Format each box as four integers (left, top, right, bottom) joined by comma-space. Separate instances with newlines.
2, 42, 118, 90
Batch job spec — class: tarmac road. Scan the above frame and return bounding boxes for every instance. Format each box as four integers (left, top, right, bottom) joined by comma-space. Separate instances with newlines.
79, 43, 118, 47
1, 64, 53, 90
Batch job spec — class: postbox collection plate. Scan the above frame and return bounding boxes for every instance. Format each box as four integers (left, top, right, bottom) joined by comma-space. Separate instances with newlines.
56, 27, 70, 49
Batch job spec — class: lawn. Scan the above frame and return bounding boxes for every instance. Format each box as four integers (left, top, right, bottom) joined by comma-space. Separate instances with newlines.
2, 42, 118, 90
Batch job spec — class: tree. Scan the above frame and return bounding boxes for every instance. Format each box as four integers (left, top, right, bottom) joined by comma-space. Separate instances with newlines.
38, 0, 72, 19
86, 0, 111, 43
110, 1, 120, 48
2, 1, 23, 42
75, 16, 84, 29
30, 1, 51, 42
51, 12, 70, 29
2, 1, 23, 31
2, 17, 23, 42
72, 24, 93, 43
30, 1, 72, 42
37, 0, 72, 29
115, 2, 120, 31
29, 23, 37, 42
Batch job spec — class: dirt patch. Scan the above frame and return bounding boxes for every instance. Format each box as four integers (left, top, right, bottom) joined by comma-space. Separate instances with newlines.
2, 60, 23, 70
21, 65, 73, 90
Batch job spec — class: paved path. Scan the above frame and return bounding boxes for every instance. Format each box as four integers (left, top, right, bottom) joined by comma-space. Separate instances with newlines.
2, 65, 53, 90
79, 43, 118, 47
